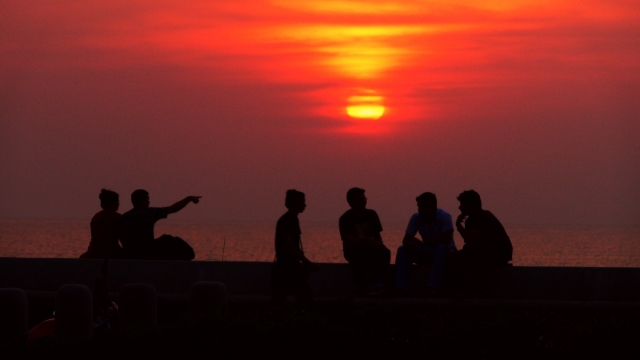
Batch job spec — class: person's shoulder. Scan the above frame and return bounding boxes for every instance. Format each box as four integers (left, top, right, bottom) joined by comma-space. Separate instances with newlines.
365, 208, 379, 217
104, 210, 122, 220
277, 211, 296, 224
339, 209, 354, 221
122, 207, 155, 219
436, 208, 452, 219
482, 210, 502, 223
409, 212, 420, 221
365, 209, 382, 222
152, 206, 168, 214
91, 210, 105, 220
121, 209, 136, 217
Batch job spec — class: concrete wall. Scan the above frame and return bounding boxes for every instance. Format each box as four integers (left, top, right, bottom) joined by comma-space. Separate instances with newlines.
0, 258, 350, 297
1, 258, 640, 301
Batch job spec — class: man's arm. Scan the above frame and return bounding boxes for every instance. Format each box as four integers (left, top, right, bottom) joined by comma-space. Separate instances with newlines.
403, 214, 422, 250
281, 233, 305, 262
167, 196, 202, 214
402, 233, 422, 250
281, 233, 319, 271
456, 214, 481, 244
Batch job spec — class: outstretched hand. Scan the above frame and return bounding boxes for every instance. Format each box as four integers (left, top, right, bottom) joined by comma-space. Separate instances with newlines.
167, 196, 202, 214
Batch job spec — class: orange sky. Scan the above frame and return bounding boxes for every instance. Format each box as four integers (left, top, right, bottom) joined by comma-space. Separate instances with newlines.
1, 0, 639, 224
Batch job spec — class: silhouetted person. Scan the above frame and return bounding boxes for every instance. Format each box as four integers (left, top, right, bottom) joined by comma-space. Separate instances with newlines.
80, 189, 124, 259
119, 189, 200, 260
270, 189, 319, 310
454, 190, 512, 271
394, 192, 456, 296
339, 187, 390, 295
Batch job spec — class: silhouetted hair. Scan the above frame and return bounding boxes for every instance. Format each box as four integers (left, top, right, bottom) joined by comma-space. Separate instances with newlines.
285, 189, 305, 209
457, 189, 482, 209
131, 189, 149, 207
346, 187, 365, 204
99, 189, 119, 209
416, 192, 437, 206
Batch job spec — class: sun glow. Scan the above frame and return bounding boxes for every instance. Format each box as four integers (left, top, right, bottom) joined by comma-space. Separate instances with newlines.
346, 104, 385, 119
275, 25, 429, 79
346, 90, 385, 120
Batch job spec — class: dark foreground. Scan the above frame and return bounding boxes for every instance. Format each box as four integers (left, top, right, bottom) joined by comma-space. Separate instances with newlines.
4, 300, 640, 359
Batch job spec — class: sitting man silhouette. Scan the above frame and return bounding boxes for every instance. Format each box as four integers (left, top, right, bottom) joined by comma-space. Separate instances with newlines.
339, 187, 390, 295
270, 189, 319, 311
80, 189, 124, 259
119, 189, 200, 260
454, 190, 513, 271
394, 192, 456, 297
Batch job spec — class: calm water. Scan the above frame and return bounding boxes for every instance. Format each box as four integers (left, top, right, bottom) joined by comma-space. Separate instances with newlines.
1, 219, 639, 267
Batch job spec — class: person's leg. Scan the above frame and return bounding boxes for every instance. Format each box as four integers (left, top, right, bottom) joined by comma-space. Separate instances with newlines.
270, 263, 289, 307
270, 286, 287, 308
394, 245, 413, 291
373, 244, 391, 288
345, 244, 368, 294
426, 244, 449, 290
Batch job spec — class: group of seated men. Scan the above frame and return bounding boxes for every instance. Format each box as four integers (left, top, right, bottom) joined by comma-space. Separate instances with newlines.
81, 186, 512, 307
80, 189, 201, 260
270, 188, 513, 309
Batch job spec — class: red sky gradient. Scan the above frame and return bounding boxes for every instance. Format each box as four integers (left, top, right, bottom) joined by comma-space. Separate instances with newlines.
1, 0, 639, 225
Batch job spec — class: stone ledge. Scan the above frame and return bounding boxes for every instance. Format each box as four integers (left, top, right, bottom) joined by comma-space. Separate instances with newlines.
3, 258, 640, 302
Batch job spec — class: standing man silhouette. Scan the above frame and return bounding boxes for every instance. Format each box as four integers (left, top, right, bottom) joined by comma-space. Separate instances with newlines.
270, 189, 319, 310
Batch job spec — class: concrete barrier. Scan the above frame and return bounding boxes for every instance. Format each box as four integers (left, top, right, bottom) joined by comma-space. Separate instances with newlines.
2, 258, 640, 302
55, 284, 93, 339
0, 288, 28, 341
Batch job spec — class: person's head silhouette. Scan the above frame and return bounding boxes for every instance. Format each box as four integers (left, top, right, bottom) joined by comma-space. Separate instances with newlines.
131, 189, 150, 210
346, 187, 367, 210
457, 189, 482, 215
416, 192, 437, 221
99, 189, 119, 211
285, 189, 306, 214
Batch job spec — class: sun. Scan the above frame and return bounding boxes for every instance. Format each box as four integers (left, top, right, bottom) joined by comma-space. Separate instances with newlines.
346, 89, 385, 120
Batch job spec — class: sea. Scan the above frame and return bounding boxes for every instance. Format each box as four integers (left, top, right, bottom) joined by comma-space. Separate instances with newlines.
1, 219, 639, 267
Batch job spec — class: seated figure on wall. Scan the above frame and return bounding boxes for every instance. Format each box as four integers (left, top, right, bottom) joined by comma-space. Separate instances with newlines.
339, 187, 391, 295
119, 189, 200, 261
394, 192, 457, 297
454, 189, 513, 272
80, 189, 124, 259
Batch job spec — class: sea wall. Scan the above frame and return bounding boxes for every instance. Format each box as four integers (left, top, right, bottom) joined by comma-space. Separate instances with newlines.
1, 258, 640, 302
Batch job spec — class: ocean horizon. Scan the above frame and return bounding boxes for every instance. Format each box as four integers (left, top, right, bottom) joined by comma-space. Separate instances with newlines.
1, 219, 639, 267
